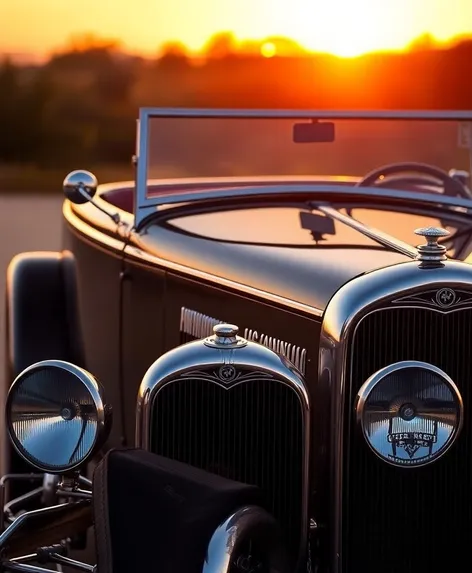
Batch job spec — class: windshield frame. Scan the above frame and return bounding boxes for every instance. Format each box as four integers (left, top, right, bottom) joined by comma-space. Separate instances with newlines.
134, 107, 472, 228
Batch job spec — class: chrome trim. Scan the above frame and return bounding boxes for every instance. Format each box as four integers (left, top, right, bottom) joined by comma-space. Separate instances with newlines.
202, 505, 289, 573
318, 257, 472, 573
140, 108, 472, 120
63, 201, 322, 318
136, 329, 311, 568
355, 360, 463, 468
135, 108, 149, 221
135, 182, 472, 228
317, 204, 417, 259
392, 286, 472, 311
6, 360, 107, 474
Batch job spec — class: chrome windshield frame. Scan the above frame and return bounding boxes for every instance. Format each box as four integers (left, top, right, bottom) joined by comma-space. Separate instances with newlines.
134, 107, 472, 228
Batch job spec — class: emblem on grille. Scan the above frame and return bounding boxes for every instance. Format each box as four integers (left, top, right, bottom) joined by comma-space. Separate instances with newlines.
392, 288, 472, 311
435, 288, 456, 307
356, 361, 463, 467
218, 365, 237, 382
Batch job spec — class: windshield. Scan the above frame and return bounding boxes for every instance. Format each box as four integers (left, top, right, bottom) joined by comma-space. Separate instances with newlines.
144, 114, 472, 182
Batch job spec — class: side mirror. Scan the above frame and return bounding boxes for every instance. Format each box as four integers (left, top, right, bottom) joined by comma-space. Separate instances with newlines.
63, 170, 123, 225
63, 170, 98, 205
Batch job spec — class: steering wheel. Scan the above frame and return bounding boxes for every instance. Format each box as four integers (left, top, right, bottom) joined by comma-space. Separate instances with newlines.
356, 162, 471, 199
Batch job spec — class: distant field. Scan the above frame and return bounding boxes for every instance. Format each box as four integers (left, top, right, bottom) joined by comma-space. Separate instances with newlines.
0, 164, 134, 193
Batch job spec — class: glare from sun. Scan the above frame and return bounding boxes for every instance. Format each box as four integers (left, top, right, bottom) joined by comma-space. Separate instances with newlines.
276, 0, 412, 57
261, 41, 277, 58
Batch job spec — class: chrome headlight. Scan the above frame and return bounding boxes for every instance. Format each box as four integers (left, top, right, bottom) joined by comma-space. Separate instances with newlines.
6, 360, 112, 473
356, 361, 463, 467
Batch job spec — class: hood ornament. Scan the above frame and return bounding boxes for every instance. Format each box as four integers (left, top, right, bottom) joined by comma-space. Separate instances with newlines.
414, 227, 450, 265
203, 324, 248, 349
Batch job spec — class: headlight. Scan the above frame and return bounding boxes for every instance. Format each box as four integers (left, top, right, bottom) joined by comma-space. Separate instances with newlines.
6, 360, 112, 473
356, 360, 463, 468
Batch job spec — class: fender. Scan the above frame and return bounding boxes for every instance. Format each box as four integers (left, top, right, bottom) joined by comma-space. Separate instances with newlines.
3, 250, 85, 477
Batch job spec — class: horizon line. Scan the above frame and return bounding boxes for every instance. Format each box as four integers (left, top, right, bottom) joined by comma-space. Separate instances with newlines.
2, 30, 472, 65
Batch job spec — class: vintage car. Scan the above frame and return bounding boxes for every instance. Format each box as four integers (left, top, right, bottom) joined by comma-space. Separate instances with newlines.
2, 108, 472, 573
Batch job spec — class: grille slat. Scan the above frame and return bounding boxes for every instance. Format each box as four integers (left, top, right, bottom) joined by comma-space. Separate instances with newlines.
150, 374, 304, 559
345, 307, 472, 573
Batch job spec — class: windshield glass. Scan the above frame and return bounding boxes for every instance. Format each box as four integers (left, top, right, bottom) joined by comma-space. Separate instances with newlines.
145, 115, 472, 184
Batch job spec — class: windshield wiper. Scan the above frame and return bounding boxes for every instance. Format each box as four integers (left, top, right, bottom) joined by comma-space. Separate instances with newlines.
313, 203, 418, 259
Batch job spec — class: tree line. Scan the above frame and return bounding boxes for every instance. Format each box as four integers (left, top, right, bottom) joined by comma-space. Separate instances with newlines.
1, 33, 472, 167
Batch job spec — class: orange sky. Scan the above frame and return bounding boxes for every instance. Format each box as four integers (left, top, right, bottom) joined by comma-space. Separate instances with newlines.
1, 0, 472, 60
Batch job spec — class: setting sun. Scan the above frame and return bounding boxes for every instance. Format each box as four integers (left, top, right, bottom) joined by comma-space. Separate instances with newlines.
260, 42, 277, 58
271, 0, 472, 57
1, 0, 472, 60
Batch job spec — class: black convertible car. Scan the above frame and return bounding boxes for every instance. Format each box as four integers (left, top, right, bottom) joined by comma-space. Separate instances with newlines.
2, 108, 472, 573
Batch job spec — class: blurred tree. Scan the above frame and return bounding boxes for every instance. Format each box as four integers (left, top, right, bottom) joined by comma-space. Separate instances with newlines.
0, 58, 23, 161
157, 41, 190, 71
62, 33, 122, 54
203, 32, 236, 59
408, 33, 438, 52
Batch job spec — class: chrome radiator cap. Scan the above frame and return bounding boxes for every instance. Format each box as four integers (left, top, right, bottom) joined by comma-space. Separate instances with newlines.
415, 226, 450, 264
203, 323, 248, 349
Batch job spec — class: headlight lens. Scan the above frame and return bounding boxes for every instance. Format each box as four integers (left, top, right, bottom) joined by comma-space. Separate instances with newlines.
356, 360, 463, 467
6, 360, 111, 473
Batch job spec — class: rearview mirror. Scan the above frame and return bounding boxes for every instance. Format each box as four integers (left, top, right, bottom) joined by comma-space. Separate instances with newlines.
293, 121, 335, 143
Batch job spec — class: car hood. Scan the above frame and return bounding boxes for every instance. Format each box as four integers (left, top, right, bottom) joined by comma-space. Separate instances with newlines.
138, 223, 409, 314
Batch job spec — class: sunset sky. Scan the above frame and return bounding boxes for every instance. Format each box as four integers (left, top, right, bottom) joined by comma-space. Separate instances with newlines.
2, 0, 472, 60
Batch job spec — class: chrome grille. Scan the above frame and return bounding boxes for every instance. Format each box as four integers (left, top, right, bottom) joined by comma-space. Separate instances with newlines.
149, 373, 304, 560
345, 306, 472, 573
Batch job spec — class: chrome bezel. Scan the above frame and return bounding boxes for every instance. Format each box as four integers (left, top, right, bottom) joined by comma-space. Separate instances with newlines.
355, 360, 463, 468
6, 359, 107, 474
136, 332, 311, 569
319, 258, 472, 573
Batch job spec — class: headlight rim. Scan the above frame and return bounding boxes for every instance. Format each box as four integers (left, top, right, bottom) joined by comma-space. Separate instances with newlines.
6, 359, 107, 474
355, 359, 464, 469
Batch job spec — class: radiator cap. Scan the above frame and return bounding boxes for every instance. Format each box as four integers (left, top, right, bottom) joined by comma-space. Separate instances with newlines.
414, 226, 449, 264
204, 323, 248, 349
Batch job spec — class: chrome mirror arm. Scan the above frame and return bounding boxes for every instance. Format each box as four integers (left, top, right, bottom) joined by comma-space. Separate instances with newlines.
75, 182, 121, 225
